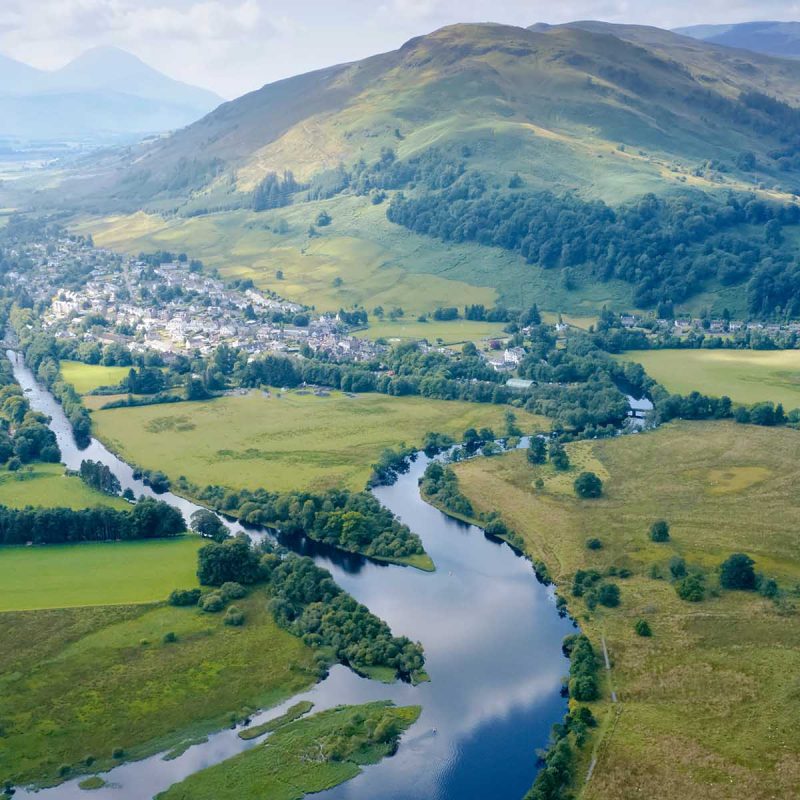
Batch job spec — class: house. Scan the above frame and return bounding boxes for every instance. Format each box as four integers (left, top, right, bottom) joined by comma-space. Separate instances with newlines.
503, 347, 526, 366
506, 378, 533, 391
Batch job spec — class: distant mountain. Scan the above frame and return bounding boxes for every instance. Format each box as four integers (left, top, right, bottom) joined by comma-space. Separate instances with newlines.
674, 20, 800, 59
0, 46, 223, 140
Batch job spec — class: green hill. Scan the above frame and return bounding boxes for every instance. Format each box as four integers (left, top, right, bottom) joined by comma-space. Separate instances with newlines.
53, 22, 800, 317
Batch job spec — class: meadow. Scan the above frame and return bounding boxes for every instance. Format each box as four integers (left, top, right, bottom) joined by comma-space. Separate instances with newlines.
0, 462, 129, 510
354, 318, 508, 344
60, 360, 131, 394
91, 390, 547, 492
157, 702, 421, 800
0, 536, 202, 611
615, 348, 800, 409
454, 421, 800, 800
0, 591, 320, 788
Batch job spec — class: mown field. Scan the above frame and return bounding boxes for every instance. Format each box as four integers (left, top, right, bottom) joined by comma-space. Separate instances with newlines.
0, 462, 129, 510
354, 318, 508, 344
91, 390, 547, 492
0, 536, 202, 611
616, 348, 800, 408
157, 702, 421, 800
60, 360, 130, 394
0, 591, 320, 788
454, 421, 800, 800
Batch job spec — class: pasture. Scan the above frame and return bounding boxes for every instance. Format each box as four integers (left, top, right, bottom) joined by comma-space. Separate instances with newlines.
615, 348, 800, 409
0, 591, 319, 788
0, 463, 129, 510
91, 390, 547, 492
454, 421, 800, 800
0, 536, 202, 611
60, 360, 130, 394
354, 318, 508, 345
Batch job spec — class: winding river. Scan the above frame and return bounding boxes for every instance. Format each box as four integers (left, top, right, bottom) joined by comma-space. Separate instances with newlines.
8, 350, 574, 800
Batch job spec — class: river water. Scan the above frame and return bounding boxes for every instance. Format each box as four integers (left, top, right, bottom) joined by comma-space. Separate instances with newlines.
8, 350, 574, 800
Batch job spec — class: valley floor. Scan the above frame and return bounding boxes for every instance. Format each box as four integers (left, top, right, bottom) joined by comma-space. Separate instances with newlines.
453, 421, 800, 800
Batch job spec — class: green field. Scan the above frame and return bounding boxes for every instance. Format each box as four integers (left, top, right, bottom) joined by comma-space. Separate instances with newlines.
0, 537, 202, 611
616, 348, 800, 408
0, 591, 320, 788
157, 702, 421, 800
60, 360, 131, 394
455, 421, 800, 800
0, 463, 129, 510
354, 318, 508, 344
91, 390, 547, 492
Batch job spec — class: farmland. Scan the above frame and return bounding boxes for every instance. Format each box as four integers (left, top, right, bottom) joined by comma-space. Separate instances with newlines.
454, 421, 800, 800
0, 462, 129, 510
91, 389, 547, 492
0, 591, 320, 788
60, 360, 130, 394
0, 536, 202, 611
615, 348, 800, 409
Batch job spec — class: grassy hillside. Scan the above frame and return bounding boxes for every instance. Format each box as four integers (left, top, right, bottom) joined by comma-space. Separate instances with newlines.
454, 421, 800, 800
91, 389, 547, 492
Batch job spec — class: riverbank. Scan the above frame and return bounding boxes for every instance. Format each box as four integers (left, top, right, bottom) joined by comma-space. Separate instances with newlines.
453, 421, 800, 800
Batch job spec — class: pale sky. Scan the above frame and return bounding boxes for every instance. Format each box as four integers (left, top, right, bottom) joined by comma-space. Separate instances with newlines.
3, 0, 800, 99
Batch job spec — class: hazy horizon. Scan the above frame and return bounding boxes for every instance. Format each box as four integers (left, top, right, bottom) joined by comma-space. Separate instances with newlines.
2, 1, 800, 100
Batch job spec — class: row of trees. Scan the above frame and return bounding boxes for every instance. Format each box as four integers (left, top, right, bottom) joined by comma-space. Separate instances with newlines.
0, 497, 185, 545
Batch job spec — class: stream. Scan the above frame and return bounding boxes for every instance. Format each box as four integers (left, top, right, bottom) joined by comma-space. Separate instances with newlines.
8, 350, 574, 800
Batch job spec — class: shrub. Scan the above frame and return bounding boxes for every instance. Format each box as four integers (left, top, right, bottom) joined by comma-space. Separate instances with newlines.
650, 520, 670, 542
58, 764, 71, 777
112, 747, 124, 759
585, 537, 603, 550
84, 755, 95, 766
163, 631, 177, 643
220, 581, 247, 601
200, 593, 225, 613
720, 553, 756, 590
598, 583, 621, 607
168, 588, 201, 606
676, 573, 705, 602
634, 619, 652, 637
668, 556, 687, 579
757, 575, 779, 599
223, 606, 245, 626
574, 471, 603, 498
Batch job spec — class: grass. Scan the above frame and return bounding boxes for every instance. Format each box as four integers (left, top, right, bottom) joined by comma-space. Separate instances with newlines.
353, 318, 508, 344
238, 700, 314, 740
0, 591, 320, 788
0, 462, 129, 510
453, 421, 800, 800
0, 537, 203, 611
156, 702, 421, 800
60, 360, 131, 394
615, 348, 800, 409
91, 389, 548, 492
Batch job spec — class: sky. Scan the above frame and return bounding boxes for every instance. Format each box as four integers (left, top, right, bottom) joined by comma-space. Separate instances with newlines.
2, 0, 800, 99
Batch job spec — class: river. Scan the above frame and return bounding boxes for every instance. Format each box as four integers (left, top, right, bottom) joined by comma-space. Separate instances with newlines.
8, 350, 574, 800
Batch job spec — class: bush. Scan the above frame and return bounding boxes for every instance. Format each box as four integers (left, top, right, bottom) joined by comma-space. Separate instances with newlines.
585, 537, 603, 550
112, 747, 124, 759
574, 471, 603, 498
634, 619, 652, 637
597, 583, 620, 607
220, 581, 247, 601
757, 575, 779, 599
168, 588, 201, 606
58, 764, 71, 777
200, 593, 225, 613
650, 520, 670, 542
223, 606, 245, 626
720, 553, 756, 590
162, 631, 177, 643
668, 556, 687, 579
676, 573, 705, 602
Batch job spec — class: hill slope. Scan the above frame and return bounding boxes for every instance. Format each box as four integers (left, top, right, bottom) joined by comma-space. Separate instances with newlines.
54, 22, 800, 318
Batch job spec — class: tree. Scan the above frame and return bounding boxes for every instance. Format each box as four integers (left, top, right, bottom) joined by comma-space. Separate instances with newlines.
634, 619, 652, 637
720, 553, 756, 590
197, 535, 263, 586
649, 520, 670, 542
574, 471, 602, 498
549, 440, 570, 471
527, 437, 547, 464
676, 573, 705, 602
190, 509, 229, 542
597, 582, 620, 607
